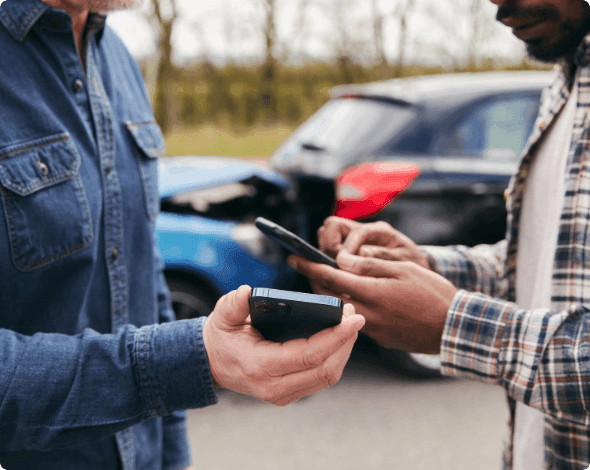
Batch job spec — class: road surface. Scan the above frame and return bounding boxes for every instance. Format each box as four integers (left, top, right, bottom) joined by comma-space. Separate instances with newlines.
186, 348, 509, 470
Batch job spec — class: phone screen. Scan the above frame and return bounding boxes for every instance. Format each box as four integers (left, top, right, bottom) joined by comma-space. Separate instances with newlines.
254, 217, 339, 269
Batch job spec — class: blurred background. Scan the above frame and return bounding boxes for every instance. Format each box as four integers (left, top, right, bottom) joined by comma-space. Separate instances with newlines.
108, 0, 549, 158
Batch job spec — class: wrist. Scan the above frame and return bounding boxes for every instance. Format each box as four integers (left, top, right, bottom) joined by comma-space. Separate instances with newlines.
420, 249, 437, 271
201, 316, 221, 388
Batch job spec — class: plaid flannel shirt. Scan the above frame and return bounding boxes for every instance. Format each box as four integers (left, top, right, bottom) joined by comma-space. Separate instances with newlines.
422, 36, 590, 470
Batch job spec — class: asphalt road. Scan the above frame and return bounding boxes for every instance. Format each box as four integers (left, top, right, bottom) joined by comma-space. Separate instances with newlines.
186, 347, 509, 470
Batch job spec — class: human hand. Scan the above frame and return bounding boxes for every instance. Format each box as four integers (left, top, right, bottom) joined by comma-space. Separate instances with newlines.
202, 285, 365, 406
317, 216, 431, 270
288, 252, 457, 354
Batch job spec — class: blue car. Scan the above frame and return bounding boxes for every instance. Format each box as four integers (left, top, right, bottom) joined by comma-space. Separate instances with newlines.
157, 156, 298, 320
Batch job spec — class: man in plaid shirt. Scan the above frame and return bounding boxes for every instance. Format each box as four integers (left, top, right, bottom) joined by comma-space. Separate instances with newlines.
288, 0, 590, 468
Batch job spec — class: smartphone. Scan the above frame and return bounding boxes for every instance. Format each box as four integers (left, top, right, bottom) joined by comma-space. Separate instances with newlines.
254, 217, 338, 269
250, 288, 343, 342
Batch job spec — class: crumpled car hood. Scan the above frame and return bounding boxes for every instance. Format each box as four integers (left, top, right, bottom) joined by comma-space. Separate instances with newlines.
158, 156, 291, 199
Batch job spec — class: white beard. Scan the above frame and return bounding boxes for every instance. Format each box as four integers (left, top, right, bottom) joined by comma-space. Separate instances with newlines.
87, 0, 142, 13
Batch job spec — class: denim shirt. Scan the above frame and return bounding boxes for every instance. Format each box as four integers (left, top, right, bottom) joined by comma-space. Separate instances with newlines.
0, 1, 217, 469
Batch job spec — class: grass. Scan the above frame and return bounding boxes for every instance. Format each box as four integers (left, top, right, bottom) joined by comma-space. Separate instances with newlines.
164, 123, 297, 159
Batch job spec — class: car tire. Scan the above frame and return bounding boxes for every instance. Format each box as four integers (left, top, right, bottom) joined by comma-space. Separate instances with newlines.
165, 276, 219, 320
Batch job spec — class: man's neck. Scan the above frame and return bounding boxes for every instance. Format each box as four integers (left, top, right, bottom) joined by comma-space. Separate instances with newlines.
43, 2, 89, 59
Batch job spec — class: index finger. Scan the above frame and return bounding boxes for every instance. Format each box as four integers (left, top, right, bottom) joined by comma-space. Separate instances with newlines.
341, 223, 399, 254
261, 303, 364, 376
317, 224, 348, 256
317, 217, 363, 255
288, 255, 382, 305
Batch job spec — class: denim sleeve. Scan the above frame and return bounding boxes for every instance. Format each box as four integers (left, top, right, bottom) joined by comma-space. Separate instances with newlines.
154, 246, 198, 470
161, 410, 191, 470
0, 317, 217, 452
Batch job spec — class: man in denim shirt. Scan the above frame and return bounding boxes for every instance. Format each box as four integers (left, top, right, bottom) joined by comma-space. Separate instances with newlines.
0, 1, 365, 469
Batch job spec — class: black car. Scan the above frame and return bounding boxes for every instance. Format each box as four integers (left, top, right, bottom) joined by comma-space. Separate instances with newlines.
269, 71, 551, 376
270, 71, 550, 247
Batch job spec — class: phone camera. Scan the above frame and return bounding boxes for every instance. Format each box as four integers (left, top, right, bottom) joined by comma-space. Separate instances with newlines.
254, 301, 274, 314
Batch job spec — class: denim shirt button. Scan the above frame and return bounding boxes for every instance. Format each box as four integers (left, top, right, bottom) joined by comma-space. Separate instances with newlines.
37, 161, 49, 177
73, 79, 84, 93
111, 246, 118, 262
105, 162, 112, 174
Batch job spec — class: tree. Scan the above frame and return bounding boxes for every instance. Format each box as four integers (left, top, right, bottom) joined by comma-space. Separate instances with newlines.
260, 0, 278, 117
150, 0, 178, 134
371, 0, 387, 67
320, 0, 372, 82
392, 0, 416, 77
466, 0, 495, 67
420, 0, 499, 70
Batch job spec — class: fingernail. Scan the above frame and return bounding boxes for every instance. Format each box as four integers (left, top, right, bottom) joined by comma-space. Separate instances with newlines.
336, 252, 355, 269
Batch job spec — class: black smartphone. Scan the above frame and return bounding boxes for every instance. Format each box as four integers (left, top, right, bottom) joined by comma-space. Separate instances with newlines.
250, 287, 343, 342
254, 217, 338, 269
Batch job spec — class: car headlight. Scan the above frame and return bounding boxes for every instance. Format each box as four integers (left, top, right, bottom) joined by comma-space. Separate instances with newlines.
231, 223, 281, 264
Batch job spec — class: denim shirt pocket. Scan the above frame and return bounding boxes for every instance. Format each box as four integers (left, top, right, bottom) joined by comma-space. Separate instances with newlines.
126, 121, 166, 222
0, 133, 93, 272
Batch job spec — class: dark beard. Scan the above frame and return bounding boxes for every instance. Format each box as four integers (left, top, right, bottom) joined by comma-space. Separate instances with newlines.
526, 16, 590, 63
496, 2, 590, 63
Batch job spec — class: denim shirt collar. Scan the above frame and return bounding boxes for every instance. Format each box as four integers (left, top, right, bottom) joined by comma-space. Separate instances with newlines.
0, 0, 106, 43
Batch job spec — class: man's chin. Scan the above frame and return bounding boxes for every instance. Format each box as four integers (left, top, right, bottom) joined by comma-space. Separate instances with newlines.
525, 33, 586, 63
89, 0, 142, 13
525, 42, 563, 63
524, 17, 590, 64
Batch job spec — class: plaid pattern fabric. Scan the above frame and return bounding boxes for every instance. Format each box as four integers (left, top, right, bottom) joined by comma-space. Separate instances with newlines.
422, 37, 590, 470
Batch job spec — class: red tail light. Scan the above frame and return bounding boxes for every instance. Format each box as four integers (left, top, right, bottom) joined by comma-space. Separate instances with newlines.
333, 162, 420, 220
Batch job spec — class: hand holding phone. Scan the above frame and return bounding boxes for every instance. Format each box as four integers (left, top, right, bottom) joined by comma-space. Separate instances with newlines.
255, 217, 338, 269
250, 288, 343, 342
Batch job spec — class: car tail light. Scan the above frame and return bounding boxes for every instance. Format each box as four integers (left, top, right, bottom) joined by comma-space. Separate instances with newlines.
333, 162, 420, 220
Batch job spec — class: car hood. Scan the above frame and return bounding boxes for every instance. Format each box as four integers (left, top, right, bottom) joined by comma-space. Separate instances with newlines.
158, 156, 291, 198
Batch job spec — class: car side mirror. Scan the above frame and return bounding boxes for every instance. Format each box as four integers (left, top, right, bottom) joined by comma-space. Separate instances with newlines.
333, 162, 420, 220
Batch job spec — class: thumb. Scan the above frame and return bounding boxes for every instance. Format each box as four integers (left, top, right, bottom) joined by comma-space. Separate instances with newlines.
336, 251, 403, 278
215, 285, 252, 329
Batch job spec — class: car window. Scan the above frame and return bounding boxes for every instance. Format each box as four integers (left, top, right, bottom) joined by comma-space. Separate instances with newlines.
437, 94, 540, 159
271, 97, 418, 167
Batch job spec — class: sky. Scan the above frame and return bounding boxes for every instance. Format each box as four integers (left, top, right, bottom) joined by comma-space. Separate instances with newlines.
106, 0, 527, 67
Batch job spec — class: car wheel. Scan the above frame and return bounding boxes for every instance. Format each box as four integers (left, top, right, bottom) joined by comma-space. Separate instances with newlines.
166, 276, 219, 320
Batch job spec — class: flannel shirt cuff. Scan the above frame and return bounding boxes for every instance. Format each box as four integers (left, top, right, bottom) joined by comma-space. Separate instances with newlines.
439, 289, 519, 384
421, 242, 506, 299
419, 245, 472, 287
420, 246, 448, 275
